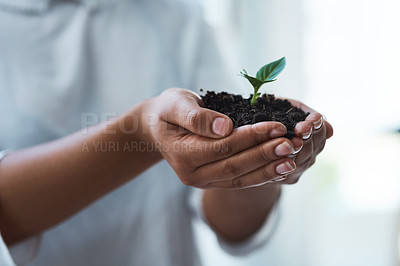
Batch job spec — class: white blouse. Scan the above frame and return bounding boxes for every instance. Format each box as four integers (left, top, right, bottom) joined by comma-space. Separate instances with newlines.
0, 0, 278, 265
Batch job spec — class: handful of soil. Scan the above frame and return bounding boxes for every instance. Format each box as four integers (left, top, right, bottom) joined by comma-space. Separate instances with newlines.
201, 90, 309, 139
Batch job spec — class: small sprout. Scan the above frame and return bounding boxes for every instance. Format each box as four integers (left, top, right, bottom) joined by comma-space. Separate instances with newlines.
240, 57, 286, 106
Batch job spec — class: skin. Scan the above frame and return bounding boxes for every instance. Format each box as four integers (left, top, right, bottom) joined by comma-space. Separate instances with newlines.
0, 88, 333, 246
203, 98, 333, 242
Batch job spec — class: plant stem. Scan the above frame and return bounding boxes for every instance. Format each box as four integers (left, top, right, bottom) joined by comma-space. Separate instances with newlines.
250, 86, 260, 106
250, 95, 257, 106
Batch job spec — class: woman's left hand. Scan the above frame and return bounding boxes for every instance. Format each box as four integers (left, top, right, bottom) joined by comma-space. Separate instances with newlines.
270, 99, 334, 184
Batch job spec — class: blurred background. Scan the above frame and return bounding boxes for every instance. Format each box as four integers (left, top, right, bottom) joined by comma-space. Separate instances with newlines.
193, 0, 400, 265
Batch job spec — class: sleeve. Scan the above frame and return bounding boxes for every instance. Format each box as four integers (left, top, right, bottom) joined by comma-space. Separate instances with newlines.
0, 150, 42, 265
188, 188, 280, 256
0, 233, 16, 266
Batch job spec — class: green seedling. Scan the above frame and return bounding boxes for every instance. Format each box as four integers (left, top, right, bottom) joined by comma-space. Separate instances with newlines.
240, 57, 286, 106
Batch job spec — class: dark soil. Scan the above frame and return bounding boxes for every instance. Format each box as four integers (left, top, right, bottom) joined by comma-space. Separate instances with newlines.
201, 91, 309, 139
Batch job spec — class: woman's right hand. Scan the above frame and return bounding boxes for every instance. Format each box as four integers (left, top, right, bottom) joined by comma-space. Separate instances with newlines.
139, 88, 302, 189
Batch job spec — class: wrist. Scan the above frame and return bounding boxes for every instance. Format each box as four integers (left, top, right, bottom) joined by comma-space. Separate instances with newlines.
120, 99, 163, 161
204, 184, 281, 208
203, 185, 281, 242
89, 100, 162, 168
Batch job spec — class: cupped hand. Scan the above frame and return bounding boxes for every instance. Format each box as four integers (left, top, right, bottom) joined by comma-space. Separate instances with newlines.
141, 88, 302, 189
271, 99, 334, 184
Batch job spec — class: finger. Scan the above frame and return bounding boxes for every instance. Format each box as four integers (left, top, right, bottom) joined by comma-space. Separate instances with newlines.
308, 117, 333, 153
194, 138, 295, 184
324, 120, 334, 139
294, 139, 314, 167
312, 116, 333, 139
205, 159, 296, 189
159, 89, 233, 138
189, 121, 288, 165
294, 121, 314, 140
306, 113, 323, 129
295, 113, 322, 136
287, 99, 333, 139
309, 119, 330, 156
291, 136, 303, 154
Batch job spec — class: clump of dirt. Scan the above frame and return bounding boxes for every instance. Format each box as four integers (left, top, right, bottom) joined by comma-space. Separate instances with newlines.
201, 91, 309, 139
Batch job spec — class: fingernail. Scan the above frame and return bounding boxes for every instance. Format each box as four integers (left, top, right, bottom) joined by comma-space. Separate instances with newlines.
212, 118, 229, 136
313, 117, 323, 130
276, 161, 296, 175
270, 126, 287, 138
302, 127, 313, 139
293, 144, 303, 155
275, 142, 295, 156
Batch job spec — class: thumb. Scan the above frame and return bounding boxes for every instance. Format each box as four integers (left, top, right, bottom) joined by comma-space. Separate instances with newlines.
160, 89, 233, 138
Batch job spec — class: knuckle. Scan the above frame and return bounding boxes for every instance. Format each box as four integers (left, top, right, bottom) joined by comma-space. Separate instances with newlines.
231, 177, 245, 189
259, 144, 275, 162
249, 124, 264, 143
262, 167, 275, 180
180, 176, 196, 187
222, 160, 240, 177
184, 109, 201, 128
286, 177, 300, 184
217, 141, 234, 158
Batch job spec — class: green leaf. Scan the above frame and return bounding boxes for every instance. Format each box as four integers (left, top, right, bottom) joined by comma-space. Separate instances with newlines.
240, 71, 274, 90
256, 57, 286, 82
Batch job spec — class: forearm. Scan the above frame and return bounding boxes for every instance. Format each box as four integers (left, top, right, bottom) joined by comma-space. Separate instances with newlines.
203, 185, 281, 243
0, 103, 161, 245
